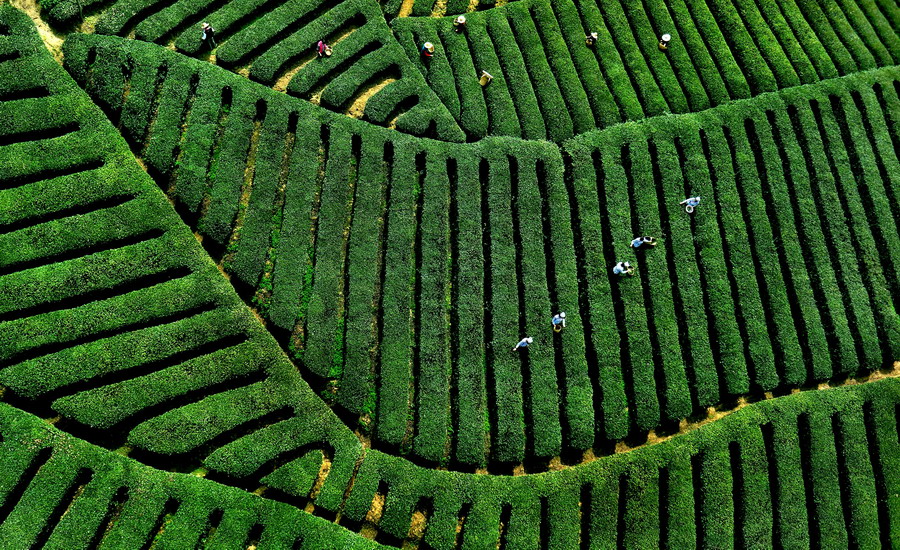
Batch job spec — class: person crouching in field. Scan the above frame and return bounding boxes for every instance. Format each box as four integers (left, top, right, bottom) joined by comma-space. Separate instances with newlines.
613, 261, 635, 276
631, 236, 658, 249
201, 22, 216, 48
316, 40, 332, 57
552, 312, 566, 332
680, 196, 701, 213
513, 337, 533, 351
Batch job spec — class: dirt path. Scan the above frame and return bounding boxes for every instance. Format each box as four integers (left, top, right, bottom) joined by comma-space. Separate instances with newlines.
346, 77, 396, 118
603, 360, 900, 460
9, 0, 65, 63
430, 0, 448, 18
397, 0, 416, 18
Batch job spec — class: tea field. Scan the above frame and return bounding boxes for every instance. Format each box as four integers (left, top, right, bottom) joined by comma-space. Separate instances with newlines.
0, 0, 898, 547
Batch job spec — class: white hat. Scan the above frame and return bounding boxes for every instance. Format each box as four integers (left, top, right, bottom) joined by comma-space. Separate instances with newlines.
525, 337, 533, 343
559, 312, 566, 318
424, 42, 434, 51
661, 33, 671, 41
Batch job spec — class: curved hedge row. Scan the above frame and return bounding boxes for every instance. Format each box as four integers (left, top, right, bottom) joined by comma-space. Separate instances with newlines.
2, 4, 900, 548
338, 377, 900, 549
394, 0, 900, 140
38, 0, 465, 141
0, 3, 368, 521
0, 403, 382, 549
380, 0, 521, 21
63, 28, 900, 468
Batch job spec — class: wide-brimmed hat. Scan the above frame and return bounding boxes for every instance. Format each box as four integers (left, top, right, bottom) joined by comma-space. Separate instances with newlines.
424, 42, 435, 52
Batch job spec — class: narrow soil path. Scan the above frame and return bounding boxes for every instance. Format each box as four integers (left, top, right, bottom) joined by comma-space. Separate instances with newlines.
346, 77, 397, 118
9, 0, 65, 63
398, 0, 417, 18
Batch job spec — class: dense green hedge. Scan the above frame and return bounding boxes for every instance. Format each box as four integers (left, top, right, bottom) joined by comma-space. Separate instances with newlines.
3, 3, 900, 548
339, 378, 900, 549
63, 26, 900, 468
0, 3, 365, 519
39, 0, 466, 142
395, 0, 900, 140
0, 403, 382, 549
564, 66, 900, 428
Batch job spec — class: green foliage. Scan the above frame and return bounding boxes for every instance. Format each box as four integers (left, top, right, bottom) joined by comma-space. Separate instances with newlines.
0, 3, 365, 525
43, 0, 466, 141
4, 2, 900, 548
340, 379, 900, 548
64, 28, 900, 469
395, 0, 900, 140
0, 403, 383, 549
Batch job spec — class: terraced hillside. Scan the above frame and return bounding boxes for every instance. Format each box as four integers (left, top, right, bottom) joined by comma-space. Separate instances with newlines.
0, 404, 380, 548
65, 30, 900, 467
1, 0, 899, 547
37, 0, 467, 140
395, 0, 900, 139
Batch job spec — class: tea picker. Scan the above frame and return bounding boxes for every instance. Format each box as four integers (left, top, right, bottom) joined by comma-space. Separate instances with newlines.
316, 40, 332, 57
658, 33, 671, 51
585, 32, 599, 46
613, 261, 635, 276
680, 196, 701, 213
552, 312, 566, 333
513, 337, 533, 351
453, 15, 467, 32
631, 236, 658, 249
421, 42, 435, 57
201, 22, 217, 48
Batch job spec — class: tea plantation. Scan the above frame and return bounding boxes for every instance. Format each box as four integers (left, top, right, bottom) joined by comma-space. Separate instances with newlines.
0, 0, 898, 546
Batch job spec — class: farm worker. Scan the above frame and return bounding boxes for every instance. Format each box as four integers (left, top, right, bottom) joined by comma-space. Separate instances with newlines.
316, 40, 332, 57
658, 33, 671, 51
680, 196, 701, 213
631, 236, 658, 249
453, 15, 467, 31
201, 22, 217, 48
585, 32, 599, 46
552, 312, 566, 332
479, 70, 493, 86
513, 337, 534, 351
612, 261, 635, 277
421, 42, 435, 57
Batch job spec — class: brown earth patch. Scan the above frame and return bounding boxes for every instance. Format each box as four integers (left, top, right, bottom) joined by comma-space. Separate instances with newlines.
9, 0, 65, 63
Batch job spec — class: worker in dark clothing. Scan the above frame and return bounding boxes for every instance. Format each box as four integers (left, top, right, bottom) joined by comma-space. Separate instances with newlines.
659, 33, 671, 51
201, 22, 217, 48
